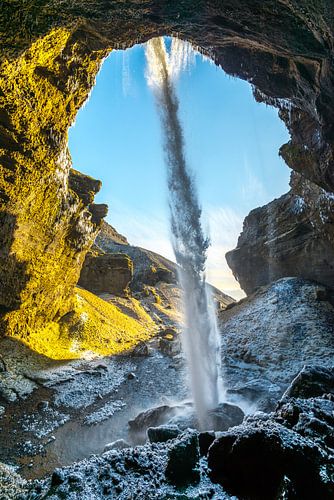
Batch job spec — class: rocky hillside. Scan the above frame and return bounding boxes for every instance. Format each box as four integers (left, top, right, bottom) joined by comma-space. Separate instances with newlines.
219, 277, 334, 411
80, 221, 235, 309
0, 277, 333, 498
96, 222, 177, 291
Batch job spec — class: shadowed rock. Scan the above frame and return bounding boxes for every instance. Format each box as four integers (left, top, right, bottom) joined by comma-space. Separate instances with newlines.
283, 365, 334, 400
165, 430, 200, 486
79, 251, 133, 296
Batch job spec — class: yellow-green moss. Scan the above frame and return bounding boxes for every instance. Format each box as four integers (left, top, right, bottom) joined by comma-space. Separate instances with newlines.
0, 28, 110, 338
12, 288, 154, 360
107, 295, 156, 326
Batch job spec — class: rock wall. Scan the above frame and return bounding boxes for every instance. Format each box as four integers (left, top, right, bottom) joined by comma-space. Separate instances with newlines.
79, 250, 133, 296
0, 1, 334, 338
0, 29, 110, 339
226, 172, 334, 294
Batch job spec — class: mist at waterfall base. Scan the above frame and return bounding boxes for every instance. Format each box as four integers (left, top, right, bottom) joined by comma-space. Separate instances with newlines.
146, 37, 223, 428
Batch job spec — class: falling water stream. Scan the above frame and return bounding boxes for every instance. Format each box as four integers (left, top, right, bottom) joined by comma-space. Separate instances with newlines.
146, 37, 222, 428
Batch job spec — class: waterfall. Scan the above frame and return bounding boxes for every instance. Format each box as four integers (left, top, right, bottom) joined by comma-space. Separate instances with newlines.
145, 37, 222, 428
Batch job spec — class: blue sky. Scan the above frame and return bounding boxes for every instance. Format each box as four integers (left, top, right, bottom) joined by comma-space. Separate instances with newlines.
69, 39, 291, 299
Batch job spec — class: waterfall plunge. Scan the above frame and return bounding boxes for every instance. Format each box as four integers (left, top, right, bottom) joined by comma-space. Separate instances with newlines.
145, 37, 222, 428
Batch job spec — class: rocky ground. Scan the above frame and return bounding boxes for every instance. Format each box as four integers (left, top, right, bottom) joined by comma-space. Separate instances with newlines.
1, 364, 333, 499
219, 277, 334, 412
0, 270, 333, 498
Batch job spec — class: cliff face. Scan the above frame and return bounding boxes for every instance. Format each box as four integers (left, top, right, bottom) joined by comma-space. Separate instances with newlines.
0, 1, 334, 338
0, 29, 110, 339
226, 173, 334, 294
79, 251, 133, 296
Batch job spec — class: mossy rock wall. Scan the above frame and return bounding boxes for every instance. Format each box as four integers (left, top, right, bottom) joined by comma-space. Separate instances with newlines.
0, 1, 333, 343
0, 27, 109, 338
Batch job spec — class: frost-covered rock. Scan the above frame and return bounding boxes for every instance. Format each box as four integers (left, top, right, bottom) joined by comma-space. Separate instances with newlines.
208, 405, 334, 499
226, 174, 334, 295
165, 430, 200, 486
103, 439, 130, 452
208, 403, 244, 431
129, 404, 180, 433
147, 424, 181, 443
220, 278, 334, 411
198, 431, 215, 456
283, 365, 334, 399
208, 372, 334, 499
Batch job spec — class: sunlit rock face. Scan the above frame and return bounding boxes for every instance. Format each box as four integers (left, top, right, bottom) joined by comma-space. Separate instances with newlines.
226, 172, 334, 294
0, 1, 334, 338
0, 28, 110, 339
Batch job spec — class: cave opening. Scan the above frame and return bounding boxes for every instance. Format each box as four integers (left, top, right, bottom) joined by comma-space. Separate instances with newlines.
69, 37, 291, 301
1, 3, 334, 495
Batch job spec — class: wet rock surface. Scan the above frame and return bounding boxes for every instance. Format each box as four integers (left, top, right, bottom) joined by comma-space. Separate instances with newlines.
165, 430, 200, 486
147, 424, 181, 443
207, 403, 244, 432
1, 369, 331, 499
283, 365, 334, 400
0, 277, 333, 489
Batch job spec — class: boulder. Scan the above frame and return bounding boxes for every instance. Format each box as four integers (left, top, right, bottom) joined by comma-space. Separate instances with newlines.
283, 365, 334, 400
275, 396, 334, 450
129, 405, 179, 433
147, 425, 181, 443
79, 252, 132, 296
168, 412, 198, 431
208, 403, 244, 431
159, 337, 181, 357
208, 420, 334, 499
165, 430, 200, 486
103, 439, 130, 452
198, 431, 215, 456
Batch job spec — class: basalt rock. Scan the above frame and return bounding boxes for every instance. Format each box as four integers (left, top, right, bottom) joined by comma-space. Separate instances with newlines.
219, 277, 334, 411
283, 365, 334, 400
165, 430, 200, 486
208, 403, 244, 432
0, 1, 333, 341
129, 405, 179, 434
208, 372, 334, 499
79, 250, 133, 296
147, 424, 181, 443
208, 413, 334, 499
226, 172, 334, 295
